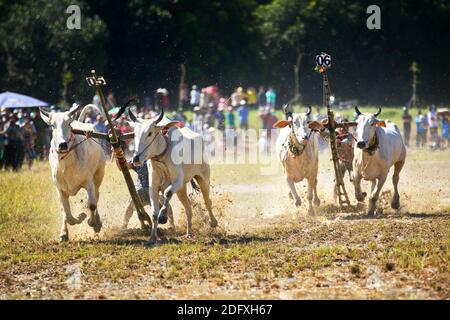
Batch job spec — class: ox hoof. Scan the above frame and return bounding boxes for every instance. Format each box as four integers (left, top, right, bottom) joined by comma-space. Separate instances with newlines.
307, 207, 315, 216
314, 198, 321, 207
88, 215, 102, 233
210, 218, 218, 228
145, 240, 157, 247
60, 234, 69, 242
294, 199, 302, 207
391, 201, 400, 210
391, 196, 400, 210
158, 208, 168, 224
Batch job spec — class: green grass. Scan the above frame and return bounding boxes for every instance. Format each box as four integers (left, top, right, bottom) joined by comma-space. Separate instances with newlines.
0, 131, 449, 299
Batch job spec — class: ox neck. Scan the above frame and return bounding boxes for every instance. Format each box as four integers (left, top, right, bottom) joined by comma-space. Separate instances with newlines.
364, 129, 379, 156
288, 131, 307, 157
150, 133, 169, 161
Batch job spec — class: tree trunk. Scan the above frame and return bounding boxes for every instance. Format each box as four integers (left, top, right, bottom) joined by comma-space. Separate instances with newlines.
178, 63, 187, 110
290, 52, 303, 105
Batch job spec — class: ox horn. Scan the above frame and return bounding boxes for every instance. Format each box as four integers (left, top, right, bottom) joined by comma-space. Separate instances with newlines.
374, 107, 382, 117
282, 104, 290, 114
155, 107, 164, 124
69, 104, 82, 117
355, 106, 362, 116
305, 105, 312, 116
39, 107, 50, 117
114, 96, 138, 122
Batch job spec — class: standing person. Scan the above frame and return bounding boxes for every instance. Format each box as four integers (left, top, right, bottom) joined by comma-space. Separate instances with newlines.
265, 87, 276, 109
231, 88, 240, 108
441, 114, 449, 149
0, 119, 5, 169
215, 104, 226, 132
92, 93, 101, 108
3, 114, 24, 171
32, 111, 48, 160
257, 86, 266, 108
260, 106, 278, 140
402, 107, 413, 147
190, 85, 200, 109
237, 100, 249, 130
246, 87, 257, 108
226, 106, 236, 130
193, 106, 204, 132
94, 115, 108, 133
107, 90, 117, 109
20, 114, 37, 170
428, 105, 438, 148
415, 111, 425, 148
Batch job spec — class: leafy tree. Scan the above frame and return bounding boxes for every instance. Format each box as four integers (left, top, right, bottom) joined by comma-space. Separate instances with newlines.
0, 0, 107, 106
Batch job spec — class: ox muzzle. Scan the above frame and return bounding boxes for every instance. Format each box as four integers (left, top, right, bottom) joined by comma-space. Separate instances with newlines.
357, 141, 367, 149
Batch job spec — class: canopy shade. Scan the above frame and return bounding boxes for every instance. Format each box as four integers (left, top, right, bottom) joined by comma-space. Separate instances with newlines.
0, 91, 49, 108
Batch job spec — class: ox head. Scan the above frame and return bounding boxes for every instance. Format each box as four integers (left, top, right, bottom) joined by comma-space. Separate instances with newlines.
40, 105, 82, 152
273, 105, 316, 145
115, 98, 178, 166
354, 106, 385, 149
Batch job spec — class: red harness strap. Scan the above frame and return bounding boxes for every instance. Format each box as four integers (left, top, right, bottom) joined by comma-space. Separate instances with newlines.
52, 132, 92, 161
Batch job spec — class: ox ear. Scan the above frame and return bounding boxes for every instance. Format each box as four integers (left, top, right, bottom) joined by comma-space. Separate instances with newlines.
273, 120, 291, 128
157, 121, 179, 131
375, 120, 386, 127
308, 121, 325, 131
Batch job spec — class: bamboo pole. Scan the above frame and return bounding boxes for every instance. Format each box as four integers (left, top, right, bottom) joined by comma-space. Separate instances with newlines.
89, 70, 151, 228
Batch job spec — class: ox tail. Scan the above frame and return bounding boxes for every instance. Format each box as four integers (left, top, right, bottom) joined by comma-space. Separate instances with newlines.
78, 104, 105, 123
190, 179, 200, 193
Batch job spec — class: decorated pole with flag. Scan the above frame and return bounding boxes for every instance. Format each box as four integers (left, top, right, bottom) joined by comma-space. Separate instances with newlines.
86, 70, 151, 228
315, 54, 351, 208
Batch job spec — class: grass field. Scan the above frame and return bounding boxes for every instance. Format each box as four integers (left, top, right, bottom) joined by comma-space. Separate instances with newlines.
0, 141, 449, 299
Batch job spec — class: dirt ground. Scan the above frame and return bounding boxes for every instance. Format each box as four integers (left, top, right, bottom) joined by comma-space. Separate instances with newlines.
0, 148, 449, 299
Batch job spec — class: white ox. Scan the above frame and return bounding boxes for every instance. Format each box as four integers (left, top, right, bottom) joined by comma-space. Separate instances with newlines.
273, 105, 321, 215
40, 105, 107, 241
116, 103, 218, 245
352, 107, 407, 216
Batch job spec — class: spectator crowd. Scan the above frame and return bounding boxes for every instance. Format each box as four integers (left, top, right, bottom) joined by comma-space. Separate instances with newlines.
2, 84, 449, 173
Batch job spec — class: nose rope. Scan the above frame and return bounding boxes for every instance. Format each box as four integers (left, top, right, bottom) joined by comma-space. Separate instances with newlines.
134, 132, 168, 161
52, 131, 92, 161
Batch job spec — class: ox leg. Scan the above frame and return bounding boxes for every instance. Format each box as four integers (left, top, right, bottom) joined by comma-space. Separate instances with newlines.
306, 178, 315, 215
286, 176, 301, 207
159, 194, 176, 233
195, 176, 218, 228
148, 188, 160, 245
86, 182, 101, 233
57, 190, 86, 242
353, 172, 367, 202
60, 212, 69, 242
313, 177, 321, 207
58, 189, 86, 227
177, 186, 194, 238
391, 160, 405, 210
159, 172, 184, 224
368, 174, 388, 216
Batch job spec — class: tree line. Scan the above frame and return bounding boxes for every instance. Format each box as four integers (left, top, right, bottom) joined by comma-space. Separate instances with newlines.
0, 0, 449, 107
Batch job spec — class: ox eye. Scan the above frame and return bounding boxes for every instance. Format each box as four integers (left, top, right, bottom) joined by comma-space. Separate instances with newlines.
148, 132, 152, 137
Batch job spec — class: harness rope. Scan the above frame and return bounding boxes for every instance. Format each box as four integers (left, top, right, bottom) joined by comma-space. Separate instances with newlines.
52, 131, 93, 161
134, 131, 169, 162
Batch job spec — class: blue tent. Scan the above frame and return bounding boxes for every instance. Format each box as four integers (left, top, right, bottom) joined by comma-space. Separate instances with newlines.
0, 91, 49, 108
